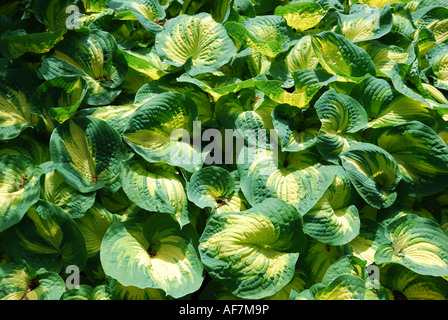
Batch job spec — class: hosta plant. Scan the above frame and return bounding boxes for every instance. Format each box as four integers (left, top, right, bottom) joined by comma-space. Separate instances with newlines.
1, 0, 448, 301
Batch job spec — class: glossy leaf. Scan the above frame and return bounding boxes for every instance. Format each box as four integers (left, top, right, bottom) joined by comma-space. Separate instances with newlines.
0, 263, 66, 300
0, 155, 43, 233
3, 200, 88, 273
311, 31, 376, 83
375, 214, 448, 276
199, 198, 306, 299
315, 89, 368, 163
123, 92, 206, 172
31, 76, 88, 124
187, 166, 235, 213
340, 143, 402, 209
238, 147, 337, 215
225, 15, 292, 58
155, 12, 237, 76
303, 167, 361, 245
272, 104, 320, 152
0, 71, 40, 140
39, 161, 96, 218
370, 121, 448, 196
39, 29, 128, 106
274, 2, 327, 32
100, 214, 204, 298
121, 158, 189, 227
50, 116, 127, 193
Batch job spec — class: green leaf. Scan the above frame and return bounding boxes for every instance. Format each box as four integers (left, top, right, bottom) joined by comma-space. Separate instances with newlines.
0, 29, 66, 59
302, 238, 344, 284
100, 214, 204, 298
121, 158, 189, 227
350, 0, 411, 6
315, 89, 368, 163
375, 214, 448, 277
351, 76, 435, 128
311, 31, 377, 83
285, 35, 319, 72
340, 142, 402, 209
238, 147, 337, 215
357, 41, 409, 78
427, 43, 448, 91
225, 15, 292, 58
33, 0, 74, 31
265, 268, 310, 300
39, 161, 96, 219
121, 48, 174, 81
123, 92, 207, 172
155, 12, 237, 76
303, 167, 361, 245
255, 69, 338, 108
76, 103, 138, 136
234, 100, 275, 146
0, 262, 66, 300
75, 202, 120, 258
345, 218, 390, 265
370, 121, 448, 196
272, 104, 320, 152
39, 29, 128, 106
110, 280, 168, 300
83, 0, 108, 12
339, 4, 393, 42
3, 199, 87, 273
274, 2, 327, 32
176, 73, 259, 100
380, 264, 448, 300
388, 40, 434, 107
61, 284, 116, 300
0, 134, 50, 165
106, 0, 165, 33
296, 274, 379, 300
0, 154, 43, 233
210, 0, 233, 23
321, 255, 367, 286
413, 5, 448, 44
187, 166, 236, 213
0, 70, 40, 140
49, 116, 127, 193
198, 198, 306, 299
31, 76, 88, 124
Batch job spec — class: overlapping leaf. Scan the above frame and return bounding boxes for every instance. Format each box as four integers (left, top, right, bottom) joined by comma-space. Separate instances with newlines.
340, 143, 402, 209
370, 121, 448, 196
0, 154, 43, 233
121, 157, 189, 227
155, 12, 237, 76
123, 92, 207, 172
315, 89, 368, 163
375, 214, 448, 276
3, 200, 87, 273
50, 116, 127, 193
100, 214, 204, 298
0, 70, 40, 141
238, 147, 337, 215
199, 198, 306, 299
39, 28, 128, 105
0, 262, 66, 300
225, 15, 292, 58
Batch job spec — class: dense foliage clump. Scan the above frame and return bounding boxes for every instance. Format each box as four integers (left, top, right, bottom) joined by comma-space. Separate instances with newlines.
1, 0, 448, 300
